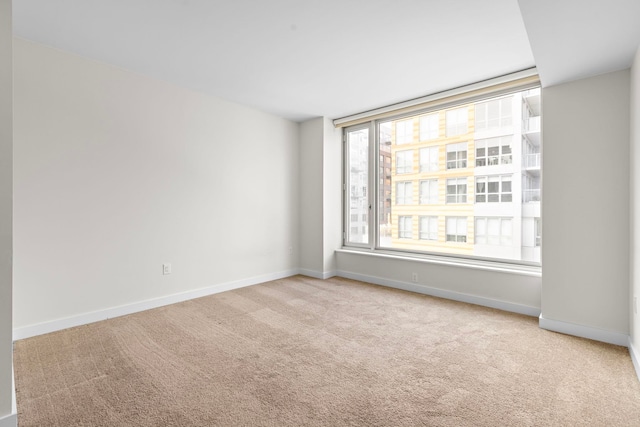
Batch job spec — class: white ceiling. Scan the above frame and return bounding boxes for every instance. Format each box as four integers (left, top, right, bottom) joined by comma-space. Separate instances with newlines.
11, 0, 640, 122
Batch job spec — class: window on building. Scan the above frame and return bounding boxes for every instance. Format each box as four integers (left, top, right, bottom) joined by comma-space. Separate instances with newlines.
475, 136, 513, 167
446, 107, 468, 136
419, 179, 438, 204
476, 217, 512, 245
396, 150, 413, 174
475, 175, 512, 203
396, 181, 413, 205
420, 113, 439, 141
446, 217, 467, 243
398, 216, 412, 239
343, 82, 542, 264
419, 216, 438, 240
396, 119, 413, 145
446, 142, 467, 169
419, 146, 439, 172
446, 178, 467, 203
475, 96, 513, 132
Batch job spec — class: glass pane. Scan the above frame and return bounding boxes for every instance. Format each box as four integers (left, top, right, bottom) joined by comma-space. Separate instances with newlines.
371, 87, 541, 263
347, 128, 369, 245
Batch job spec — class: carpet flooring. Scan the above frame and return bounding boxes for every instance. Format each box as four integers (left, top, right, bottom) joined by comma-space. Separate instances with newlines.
13, 275, 640, 426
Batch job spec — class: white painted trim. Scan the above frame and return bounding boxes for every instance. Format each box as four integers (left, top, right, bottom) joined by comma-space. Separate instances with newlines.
538, 314, 629, 347
13, 269, 300, 340
337, 270, 540, 317
629, 338, 640, 383
0, 361, 16, 427
298, 269, 337, 280
0, 412, 16, 427
335, 248, 541, 277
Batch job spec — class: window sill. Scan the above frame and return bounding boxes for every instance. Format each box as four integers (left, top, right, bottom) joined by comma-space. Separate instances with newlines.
335, 247, 542, 278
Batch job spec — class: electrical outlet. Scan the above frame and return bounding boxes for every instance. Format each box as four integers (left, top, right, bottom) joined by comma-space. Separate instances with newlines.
412, 272, 418, 283
163, 263, 172, 275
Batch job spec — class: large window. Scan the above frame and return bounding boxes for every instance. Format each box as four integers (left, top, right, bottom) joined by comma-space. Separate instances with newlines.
344, 85, 542, 264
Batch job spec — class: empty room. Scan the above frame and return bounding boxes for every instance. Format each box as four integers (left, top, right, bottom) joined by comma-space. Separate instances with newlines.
2, 0, 640, 425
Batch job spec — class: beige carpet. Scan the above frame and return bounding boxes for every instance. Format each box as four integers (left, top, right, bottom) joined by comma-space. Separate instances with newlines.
13, 275, 640, 426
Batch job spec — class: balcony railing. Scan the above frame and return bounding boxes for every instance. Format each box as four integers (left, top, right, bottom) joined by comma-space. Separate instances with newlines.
523, 189, 541, 203
524, 153, 540, 169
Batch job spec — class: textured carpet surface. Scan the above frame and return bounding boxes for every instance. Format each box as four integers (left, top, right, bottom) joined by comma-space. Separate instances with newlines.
13, 275, 640, 426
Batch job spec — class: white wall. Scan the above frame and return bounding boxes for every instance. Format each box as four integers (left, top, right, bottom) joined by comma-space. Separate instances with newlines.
542, 70, 630, 338
299, 118, 324, 273
299, 117, 342, 277
322, 118, 342, 274
0, 1, 14, 424
13, 39, 300, 332
631, 46, 640, 360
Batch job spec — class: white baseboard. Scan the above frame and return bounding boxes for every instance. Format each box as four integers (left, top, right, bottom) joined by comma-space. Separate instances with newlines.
539, 314, 629, 347
628, 338, 640, 383
0, 368, 16, 427
298, 269, 337, 280
0, 360, 17, 427
0, 364, 18, 427
13, 269, 300, 340
0, 413, 16, 427
336, 270, 541, 317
